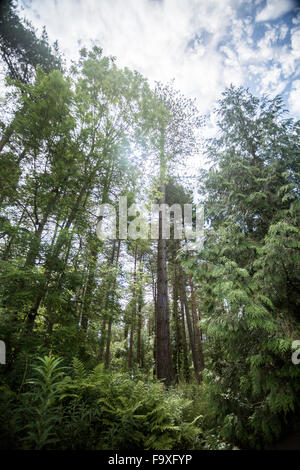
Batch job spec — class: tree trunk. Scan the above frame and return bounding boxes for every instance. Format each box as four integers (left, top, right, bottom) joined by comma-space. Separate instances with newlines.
179, 281, 190, 382
99, 240, 116, 362
156, 125, 173, 386
151, 273, 158, 377
128, 245, 137, 370
189, 274, 205, 372
99, 319, 107, 362
136, 260, 143, 366
81, 239, 98, 335
179, 265, 201, 384
104, 239, 121, 369
172, 265, 181, 383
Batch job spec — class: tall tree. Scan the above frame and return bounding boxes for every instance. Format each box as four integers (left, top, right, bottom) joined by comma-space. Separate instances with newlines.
197, 86, 300, 448
144, 83, 202, 385
0, 0, 63, 155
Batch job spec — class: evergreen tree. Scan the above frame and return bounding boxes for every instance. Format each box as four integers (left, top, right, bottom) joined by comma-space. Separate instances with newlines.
196, 86, 300, 448
0, 0, 62, 84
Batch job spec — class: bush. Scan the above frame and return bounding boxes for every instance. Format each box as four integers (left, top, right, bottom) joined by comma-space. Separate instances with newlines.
59, 358, 203, 450
2, 355, 203, 450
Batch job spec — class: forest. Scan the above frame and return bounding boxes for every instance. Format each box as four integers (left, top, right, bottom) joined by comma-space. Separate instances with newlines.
0, 0, 300, 451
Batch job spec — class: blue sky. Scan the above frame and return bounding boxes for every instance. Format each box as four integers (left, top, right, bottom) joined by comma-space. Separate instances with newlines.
18, 0, 300, 126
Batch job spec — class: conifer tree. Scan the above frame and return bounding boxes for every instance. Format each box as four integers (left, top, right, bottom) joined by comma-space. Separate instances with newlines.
196, 86, 300, 448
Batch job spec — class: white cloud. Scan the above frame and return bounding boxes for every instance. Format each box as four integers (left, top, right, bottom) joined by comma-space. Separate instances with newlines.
256, 0, 296, 22
277, 47, 297, 76
279, 24, 289, 40
17, 0, 299, 122
260, 64, 281, 89
291, 27, 300, 56
18, 0, 242, 115
292, 11, 300, 24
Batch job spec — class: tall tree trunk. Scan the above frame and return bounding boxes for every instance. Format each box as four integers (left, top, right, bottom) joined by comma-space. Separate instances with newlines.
99, 319, 107, 362
99, 240, 116, 362
179, 281, 190, 382
80, 239, 98, 336
104, 320, 112, 369
172, 265, 181, 383
179, 265, 201, 384
156, 125, 173, 386
124, 321, 129, 341
136, 300, 142, 366
189, 274, 205, 372
151, 272, 158, 377
128, 245, 137, 370
136, 259, 143, 366
104, 239, 121, 369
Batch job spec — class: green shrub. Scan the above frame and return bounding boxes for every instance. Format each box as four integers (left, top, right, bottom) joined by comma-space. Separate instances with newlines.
59, 358, 203, 450
2, 355, 203, 450
18, 355, 66, 449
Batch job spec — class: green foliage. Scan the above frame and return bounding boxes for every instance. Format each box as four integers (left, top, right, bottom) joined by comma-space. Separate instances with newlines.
59, 359, 202, 450
0, 0, 62, 83
195, 86, 300, 449
0, 355, 203, 450
0, 7, 299, 449
18, 355, 66, 449
0, 383, 18, 449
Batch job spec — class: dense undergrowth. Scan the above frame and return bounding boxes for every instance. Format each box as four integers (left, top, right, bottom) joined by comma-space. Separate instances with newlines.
0, 355, 236, 450
1, 349, 300, 450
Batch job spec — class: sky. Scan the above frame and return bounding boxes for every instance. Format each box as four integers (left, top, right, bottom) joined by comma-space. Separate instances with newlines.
11, 0, 300, 275
18, 0, 300, 120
